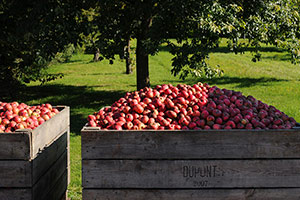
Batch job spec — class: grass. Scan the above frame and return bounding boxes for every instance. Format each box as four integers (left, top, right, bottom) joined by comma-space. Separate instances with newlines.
5, 42, 300, 199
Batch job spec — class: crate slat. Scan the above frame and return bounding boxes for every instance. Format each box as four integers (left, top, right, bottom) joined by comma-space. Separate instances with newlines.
32, 106, 70, 159
0, 160, 31, 187
33, 151, 67, 200
82, 129, 300, 159
83, 159, 300, 188
0, 189, 32, 200
43, 171, 68, 200
0, 132, 31, 160
83, 188, 300, 200
67, 126, 71, 185
32, 130, 68, 184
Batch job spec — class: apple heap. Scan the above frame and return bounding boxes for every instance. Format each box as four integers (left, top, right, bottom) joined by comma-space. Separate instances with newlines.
0, 102, 59, 133
87, 83, 297, 130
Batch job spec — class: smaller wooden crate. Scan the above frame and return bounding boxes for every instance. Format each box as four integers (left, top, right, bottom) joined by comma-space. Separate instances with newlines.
82, 124, 300, 200
0, 106, 70, 200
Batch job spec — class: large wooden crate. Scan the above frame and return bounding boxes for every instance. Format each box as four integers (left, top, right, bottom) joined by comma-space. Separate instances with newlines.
82, 124, 300, 200
0, 106, 70, 200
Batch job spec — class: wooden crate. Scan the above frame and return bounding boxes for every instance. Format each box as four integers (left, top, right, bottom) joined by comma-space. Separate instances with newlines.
82, 124, 300, 200
0, 106, 70, 200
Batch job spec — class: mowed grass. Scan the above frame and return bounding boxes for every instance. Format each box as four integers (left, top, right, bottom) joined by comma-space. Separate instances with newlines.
9, 43, 300, 199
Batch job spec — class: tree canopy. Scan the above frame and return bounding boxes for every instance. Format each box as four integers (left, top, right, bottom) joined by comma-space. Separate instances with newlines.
81, 0, 300, 90
0, 0, 82, 93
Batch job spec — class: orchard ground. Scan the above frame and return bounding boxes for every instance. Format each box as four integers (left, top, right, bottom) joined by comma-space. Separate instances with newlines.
7, 42, 300, 199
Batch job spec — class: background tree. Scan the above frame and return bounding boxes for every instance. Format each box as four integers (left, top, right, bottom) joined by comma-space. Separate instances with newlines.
124, 38, 134, 74
79, 3, 135, 74
81, 0, 300, 90
80, 0, 172, 89
0, 0, 82, 95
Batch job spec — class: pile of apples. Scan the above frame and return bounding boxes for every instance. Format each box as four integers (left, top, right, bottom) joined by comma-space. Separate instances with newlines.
0, 102, 59, 133
87, 83, 297, 130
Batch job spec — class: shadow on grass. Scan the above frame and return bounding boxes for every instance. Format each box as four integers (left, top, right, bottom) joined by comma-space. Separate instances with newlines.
81, 72, 122, 76
5, 84, 125, 135
261, 54, 292, 62
158, 44, 286, 53
158, 45, 290, 61
210, 46, 286, 54
164, 76, 288, 88
63, 59, 83, 63
199, 76, 288, 88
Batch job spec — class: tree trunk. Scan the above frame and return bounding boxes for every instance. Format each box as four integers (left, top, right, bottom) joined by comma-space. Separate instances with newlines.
93, 48, 100, 62
136, 37, 150, 90
135, 4, 152, 90
125, 39, 133, 74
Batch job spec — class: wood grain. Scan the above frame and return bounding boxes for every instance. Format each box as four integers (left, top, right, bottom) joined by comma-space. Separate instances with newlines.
0, 160, 31, 187
0, 131, 31, 160
32, 106, 69, 159
32, 131, 68, 184
67, 126, 70, 185
83, 188, 300, 200
83, 159, 300, 188
33, 151, 67, 200
42, 171, 68, 200
81, 129, 300, 159
0, 189, 31, 200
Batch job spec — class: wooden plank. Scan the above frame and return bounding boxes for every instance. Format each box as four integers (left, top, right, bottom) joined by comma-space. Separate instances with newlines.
0, 160, 31, 187
32, 131, 68, 184
60, 191, 69, 200
33, 151, 67, 200
67, 127, 70, 185
32, 106, 69, 159
0, 131, 31, 160
42, 171, 68, 200
0, 188, 32, 200
82, 159, 300, 188
83, 188, 300, 200
81, 129, 300, 159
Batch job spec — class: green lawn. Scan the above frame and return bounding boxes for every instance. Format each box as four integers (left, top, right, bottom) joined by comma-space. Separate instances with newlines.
8, 44, 300, 199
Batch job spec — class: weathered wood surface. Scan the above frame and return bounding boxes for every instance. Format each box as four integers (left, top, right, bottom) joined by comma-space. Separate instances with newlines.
60, 191, 70, 200
82, 125, 300, 199
0, 131, 31, 160
0, 106, 69, 160
32, 106, 70, 159
0, 132, 68, 188
0, 106, 69, 199
0, 189, 31, 200
67, 127, 71, 185
83, 188, 300, 200
43, 171, 68, 200
0, 171, 68, 200
32, 131, 67, 184
0, 160, 31, 187
83, 159, 300, 188
33, 151, 67, 200
81, 128, 300, 159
